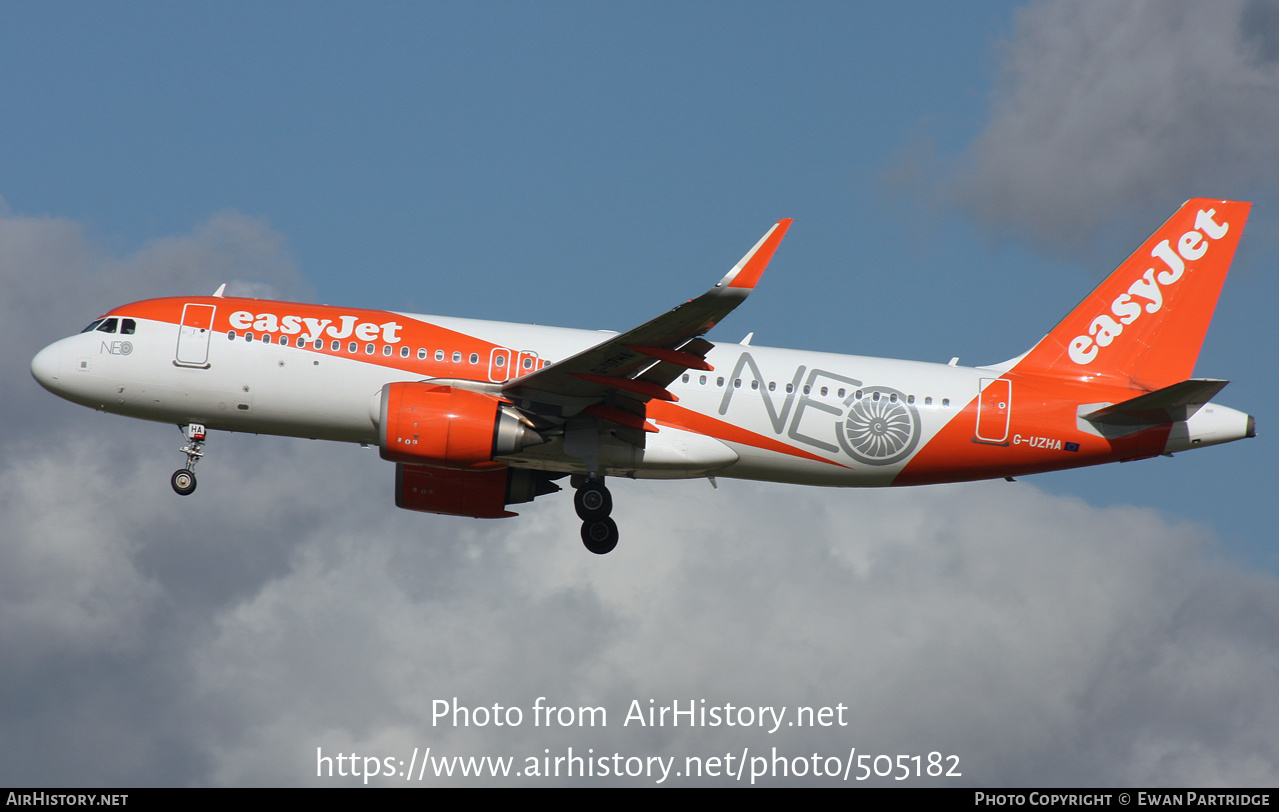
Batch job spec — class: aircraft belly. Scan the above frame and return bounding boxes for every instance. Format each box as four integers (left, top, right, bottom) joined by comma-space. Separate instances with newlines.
506, 427, 740, 480
719, 443, 898, 486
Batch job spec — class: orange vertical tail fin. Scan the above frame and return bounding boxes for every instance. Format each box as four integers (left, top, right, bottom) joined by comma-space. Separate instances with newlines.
1011, 199, 1250, 390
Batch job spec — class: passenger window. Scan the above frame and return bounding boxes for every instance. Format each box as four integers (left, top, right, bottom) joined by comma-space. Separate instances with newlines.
383, 345, 392, 356
786, 383, 794, 394
768, 382, 776, 392
262, 334, 272, 344
523, 357, 534, 369
452, 351, 461, 363
348, 342, 357, 353
820, 387, 828, 396
470, 353, 480, 364
803, 385, 811, 395
279, 336, 289, 347
699, 375, 707, 385
682, 374, 690, 383
418, 348, 427, 360
942, 398, 950, 407
227, 331, 237, 340
925, 397, 933, 406
751, 380, 759, 390
246, 332, 254, 342
717, 377, 724, 387
435, 350, 445, 362
331, 340, 340, 351
366, 344, 375, 355
838, 389, 845, 398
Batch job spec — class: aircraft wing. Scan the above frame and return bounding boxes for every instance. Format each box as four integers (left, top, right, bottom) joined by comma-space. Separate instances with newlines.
502, 219, 791, 432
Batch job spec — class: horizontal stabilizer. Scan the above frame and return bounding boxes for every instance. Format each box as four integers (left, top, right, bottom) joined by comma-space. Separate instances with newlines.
1082, 379, 1230, 426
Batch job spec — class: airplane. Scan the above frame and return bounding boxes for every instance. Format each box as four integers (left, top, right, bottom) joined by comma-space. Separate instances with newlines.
30, 199, 1256, 554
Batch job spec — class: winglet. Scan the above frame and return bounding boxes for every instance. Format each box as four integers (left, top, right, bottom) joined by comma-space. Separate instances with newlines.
716, 219, 792, 290
504, 220, 793, 406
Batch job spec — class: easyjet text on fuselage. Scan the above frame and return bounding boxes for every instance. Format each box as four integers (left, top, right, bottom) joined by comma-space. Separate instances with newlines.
227, 310, 404, 345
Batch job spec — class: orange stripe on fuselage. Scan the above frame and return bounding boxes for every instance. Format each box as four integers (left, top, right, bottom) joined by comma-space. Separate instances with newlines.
107, 296, 543, 379
894, 374, 1173, 485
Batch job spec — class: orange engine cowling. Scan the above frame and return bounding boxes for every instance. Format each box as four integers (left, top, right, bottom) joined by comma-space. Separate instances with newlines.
377, 382, 543, 468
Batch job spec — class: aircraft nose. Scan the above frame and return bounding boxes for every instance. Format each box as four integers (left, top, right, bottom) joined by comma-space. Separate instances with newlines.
30, 343, 62, 391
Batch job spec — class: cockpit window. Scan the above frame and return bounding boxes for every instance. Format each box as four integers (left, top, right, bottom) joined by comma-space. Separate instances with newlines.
95, 318, 119, 334
121, 318, 136, 335
80, 319, 105, 333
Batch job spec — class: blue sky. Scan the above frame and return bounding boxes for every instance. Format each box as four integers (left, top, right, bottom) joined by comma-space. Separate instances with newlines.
3, 1, 1278, 786
3, 3, 1012, 316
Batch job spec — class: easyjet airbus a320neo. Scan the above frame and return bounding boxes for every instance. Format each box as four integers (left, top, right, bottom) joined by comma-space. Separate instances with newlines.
31, 199, 1256, 553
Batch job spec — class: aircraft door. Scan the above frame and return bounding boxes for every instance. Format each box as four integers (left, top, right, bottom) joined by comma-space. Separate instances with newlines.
974, 377, 1011, 444
515, 351, 539, 378
175, 303, 216, 368
488, 348, 512, 383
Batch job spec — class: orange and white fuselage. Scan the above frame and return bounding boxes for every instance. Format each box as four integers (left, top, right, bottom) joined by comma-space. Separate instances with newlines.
30, 200, 1256, 552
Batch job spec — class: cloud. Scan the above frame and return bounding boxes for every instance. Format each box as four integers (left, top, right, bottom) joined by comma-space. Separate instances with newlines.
3, 204, 1277, 786
2, 204, 308, 434
936, 0, 1279, 253
134, 478, 1279, 786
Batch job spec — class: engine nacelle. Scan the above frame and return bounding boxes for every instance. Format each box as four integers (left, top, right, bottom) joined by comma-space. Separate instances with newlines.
395, 464, 562, 519
377, 382, 543, 469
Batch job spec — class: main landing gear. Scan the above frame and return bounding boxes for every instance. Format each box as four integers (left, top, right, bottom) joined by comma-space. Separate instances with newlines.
573, 476, 618, 555
171, 423, 206, 496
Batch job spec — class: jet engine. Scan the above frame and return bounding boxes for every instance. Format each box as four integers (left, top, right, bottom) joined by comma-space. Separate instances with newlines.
395, 463, 561, 518
376, 382, 545, 468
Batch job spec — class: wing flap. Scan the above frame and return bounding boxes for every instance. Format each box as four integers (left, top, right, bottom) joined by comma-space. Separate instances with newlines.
626, 343, 714, 371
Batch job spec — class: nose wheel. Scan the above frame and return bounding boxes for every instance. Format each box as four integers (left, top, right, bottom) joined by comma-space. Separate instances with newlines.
170, 469, 197, 495
573, 477, 618, 554
171, 423, 206, 496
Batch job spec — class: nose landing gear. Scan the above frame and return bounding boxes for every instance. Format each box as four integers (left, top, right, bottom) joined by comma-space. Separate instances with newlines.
171, 469, 197, 496
574, 477, 618, 554
171, 423, 206, 496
